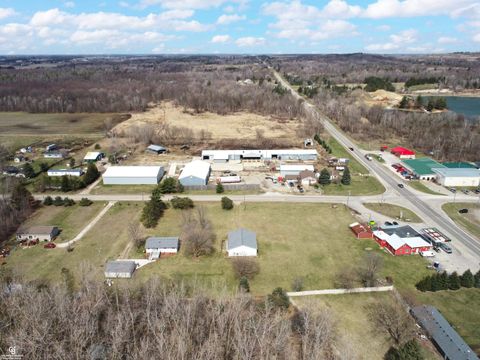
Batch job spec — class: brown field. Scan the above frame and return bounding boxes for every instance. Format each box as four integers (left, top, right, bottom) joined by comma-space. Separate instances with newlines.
114, 102, 301, 141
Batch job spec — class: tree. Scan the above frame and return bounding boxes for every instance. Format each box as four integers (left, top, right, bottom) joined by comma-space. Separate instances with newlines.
128, 222, 144, 249
231, 257, 260, 279
385, 340, 424, 360
61, 175, 71, 192
426, 98, 434, 112
79, 198, 93, 206
22, 163, 35, 178
39, 162, 49, 172
43, 196, 53, 206
318, 168, 331, 185
399, 96, 409, 109
221, 196, 234, 210
448, 272, 461, 290
170, 196, 194, 209
267, 288, 290, 310
415, 95, 423, 108
341, 166, 351, 185
239, 276, 250, 293
460, 269, 474, 288
84, 163, 100, 185
181, 207, 215, 257
475, 270, 480, 288
216, 183, 224, 194
158, 177, 181, 194
11, 182, 34, 211
140, 198, 165, 228
435, 97, 447, 110
53, 196, 64, 206
69, 158, 75, 168
359, 252, 383, 287
63, 198, 75, 207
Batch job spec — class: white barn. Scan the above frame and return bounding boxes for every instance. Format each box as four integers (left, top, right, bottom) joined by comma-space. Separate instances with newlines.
145, 237, 179, 260
179, 161, 211, 186
433, 168, 480, 187
104, 260, 136, 278
227, 228, 258, 257
103, 166, 164, 185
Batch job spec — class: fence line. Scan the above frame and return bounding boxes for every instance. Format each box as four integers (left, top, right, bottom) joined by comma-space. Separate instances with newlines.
287, 285, 394, 297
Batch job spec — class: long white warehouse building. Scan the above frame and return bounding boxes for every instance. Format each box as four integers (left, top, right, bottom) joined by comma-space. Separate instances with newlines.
103, 166, 164, 185
201, 149, 318, 162
433, 168, 480, 187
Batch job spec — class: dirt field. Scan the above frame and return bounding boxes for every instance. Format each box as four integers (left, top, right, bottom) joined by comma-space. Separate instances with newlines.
353, 89, 403, 108
114, 102, 301, 141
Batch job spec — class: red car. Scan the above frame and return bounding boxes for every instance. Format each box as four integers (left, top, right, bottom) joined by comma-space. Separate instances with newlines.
43, 242, 56, 249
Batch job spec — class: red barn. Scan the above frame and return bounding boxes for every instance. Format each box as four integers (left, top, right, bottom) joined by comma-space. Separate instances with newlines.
373, 231, 431, 256
349, 222, 373, 239
390, 146, 416, 159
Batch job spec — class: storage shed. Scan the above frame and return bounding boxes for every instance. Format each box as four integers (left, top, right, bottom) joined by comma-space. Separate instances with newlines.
433, 168, 480, 187
146, 144, 167, 154
179, 160, 211, 186
227, 228, 258, 257
83, 151, 103, 162
103, 166, 164, 185
104, 260, 136, 278
349, 222, 373, 239
145, 237, 179, 260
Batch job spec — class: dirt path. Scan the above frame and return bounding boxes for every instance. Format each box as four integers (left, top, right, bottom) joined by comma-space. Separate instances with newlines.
57, 201, 116, 248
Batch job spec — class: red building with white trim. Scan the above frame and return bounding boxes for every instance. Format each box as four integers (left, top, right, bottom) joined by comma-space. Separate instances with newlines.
373, 230, 431, 256
349, 222, 374, 239
390, 146, 416, 159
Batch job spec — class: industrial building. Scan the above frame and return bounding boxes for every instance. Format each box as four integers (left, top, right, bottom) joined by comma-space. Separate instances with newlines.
178, 160, 211, 186
47, 169, 84, 177
201, 149, 318, 162
411, 305, 479, 360
16, 226, 60, 242
433, 168, 480, 187
103, 166, 164, 185
104, 260, 136, 278
145, 237, 179, 260
279, 164, 315, 177
402, 158, 446, 180
227, 228, 258, 257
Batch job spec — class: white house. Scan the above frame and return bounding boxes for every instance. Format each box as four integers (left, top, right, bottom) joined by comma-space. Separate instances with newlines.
47, 169, 84, 177
104, 260, 136, 278
145, 237, 179, 260
103, 166, 164, 185
433, 168, 480, 187
227, 228, 258, 257
178, 160, 211, 186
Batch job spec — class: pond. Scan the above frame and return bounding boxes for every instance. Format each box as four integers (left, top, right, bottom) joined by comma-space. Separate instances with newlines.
428, 96, 480, 118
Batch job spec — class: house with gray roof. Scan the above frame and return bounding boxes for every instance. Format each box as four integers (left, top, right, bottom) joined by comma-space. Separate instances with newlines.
146, 144, 167, 154
104, 260, 136, 278
227, 228, 258, 257
411, 305, 479, 360
145, 236, 179, 260
16, 226, 60, 242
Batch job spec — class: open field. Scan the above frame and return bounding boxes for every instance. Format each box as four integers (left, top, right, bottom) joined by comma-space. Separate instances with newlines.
363, 202, 423, 223
114, 102, 301, 142
442, 202, 480, 239
409, 181, 446, 196
294, 292, 439, 360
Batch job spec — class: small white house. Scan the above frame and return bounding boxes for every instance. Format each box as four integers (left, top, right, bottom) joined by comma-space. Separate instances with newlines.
227, 228, 258, 257
104, 260, 136, 278
47, 169, 84, 177
145, 237, 179, 260
16, 226, 60, 242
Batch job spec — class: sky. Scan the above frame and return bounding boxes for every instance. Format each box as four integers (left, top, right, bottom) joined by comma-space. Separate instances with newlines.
0, 0, 479, 54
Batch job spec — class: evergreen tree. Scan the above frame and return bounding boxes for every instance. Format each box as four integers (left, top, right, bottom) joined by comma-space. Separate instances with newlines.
216, 183, 224, 194
426, 98, 434, 112
267, 288, 290, 310
79, 198, 93, 206
158, 177, 178, 194
43, 196, 53, 206
239, 276, 250, 293
39, 162, 49, 172
448, 272, 461, 290
385, 340, 424, 360
415, 95, 423, 108
430, 274, 440, 292
341, 166, 351, 185
318, 168, 331, 185
474, 270, 480, 288
438, 271, 448, 290
221, 196, 234, 210
11, 183, 34, 210
53, 196, 64, 206
399, 96, 409, 109
460, 269, 475, 288
69, 158, 76, 167
140, 199, 165, 228
84, 163, 100, 185
22, 163, 35, 178
61, 175, 71, 192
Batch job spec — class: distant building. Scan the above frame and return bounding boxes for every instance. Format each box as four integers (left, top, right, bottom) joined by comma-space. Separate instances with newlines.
373, 225, 431, 255
304, 138, 313, 147
227, 228, 258, 257
145, 237, 179, 260
390, 146, 416, 159
43, 151, 65, 159
201, 149, 318, 162
402, 158, 446, 180
280, 164, 315, 177
16, 226, 60, 242
178, 160, 211, 186
103, 166, 164, 185
411, 305, 479, 360
104, 260, 136, 278
14, 155, 26, 163
46, 144, 57, 152
83, 151, 103, 162
299, 170, 317, 186
433, 168, 480, 187
47, 169, 84, 177
146, 144, 167, 154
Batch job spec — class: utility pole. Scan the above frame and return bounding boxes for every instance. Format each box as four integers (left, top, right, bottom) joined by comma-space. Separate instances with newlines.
346, 190, 351, 207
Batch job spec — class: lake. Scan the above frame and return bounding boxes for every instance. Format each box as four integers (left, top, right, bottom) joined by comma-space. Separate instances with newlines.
429, 96, 480, 118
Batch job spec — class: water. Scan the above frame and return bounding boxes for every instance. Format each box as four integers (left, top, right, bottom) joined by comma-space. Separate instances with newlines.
429, 96, 480, 118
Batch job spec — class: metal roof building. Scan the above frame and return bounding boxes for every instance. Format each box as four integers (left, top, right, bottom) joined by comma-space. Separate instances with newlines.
47, 169, 84, 177
402, 158, 446, 180
179, 160, 211, 186
433, 168, 480, 187
411, 305, 479, 360
201, 149, 318, 162
104, 260, 136, 278
146, 144, 167, 154
280, 164, 315, 176
103, 166, 164, 185
83, 151, 103, 162
227, 228, 258, 257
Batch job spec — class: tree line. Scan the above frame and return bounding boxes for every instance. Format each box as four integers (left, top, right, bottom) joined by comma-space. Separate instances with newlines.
416, 269, 480, 292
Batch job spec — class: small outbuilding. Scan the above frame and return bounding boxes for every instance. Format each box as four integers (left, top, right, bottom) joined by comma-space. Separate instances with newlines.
103, 166, 164, 185
227, 228, 258, 257
349, 222, 373, 239
145, 237, 179, 260
47, 169, 84, 177
16, 226, 60, 242
280, 164, 315, 177
84, 151, 103, 162
146, 144, 167, 154
104, 260, 136, 278
179, 160, 211, 186
43, 151, 65, 159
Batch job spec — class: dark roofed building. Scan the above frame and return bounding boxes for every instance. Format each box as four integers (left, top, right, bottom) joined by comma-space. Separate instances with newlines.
411, 305, 479, 360
145, 236, 179, 259
382, 225, 419, 238
146, 144, 167, 154
16, 226, 60, 242
104, 260, 136, 278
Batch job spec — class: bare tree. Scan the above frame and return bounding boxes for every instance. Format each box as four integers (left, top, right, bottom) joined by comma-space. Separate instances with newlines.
181, 207, 215, 257
127, 222, 144, 249
359, 253, 383, 287
231, 257, 260, 279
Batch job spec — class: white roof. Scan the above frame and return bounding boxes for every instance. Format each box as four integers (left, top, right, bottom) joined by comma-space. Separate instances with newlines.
179, 160, 210, 180
404, 237, 431, 249
433, 168, 480, 178
202, 149, 318, 157
103, 166, 163, 178
374, 230, 430, 250
84, 151, 102, 160
279, 164, 315, 172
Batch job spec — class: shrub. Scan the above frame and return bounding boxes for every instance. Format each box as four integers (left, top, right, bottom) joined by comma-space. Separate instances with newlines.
267, 288, 290, 310
43, 196, 53, 206
385, 340, 424, 360
94, 144, 101, 149
53, 196, 64, 206
221, 196, 234, 210
171, 196, 194, 209
79, 198, 93, 206
63, 198, 75, 207
231, 257, 260, 279
239, 276, 250, 293
216, 183, 224, 194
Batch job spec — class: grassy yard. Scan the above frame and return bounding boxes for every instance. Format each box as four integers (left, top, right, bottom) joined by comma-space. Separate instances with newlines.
363, 202, 423, 223
409, 181, 446, 196
442, 202, 480, 239
327, 137, 368, 174
294, 292, 439, 360
90, 183, 157, 195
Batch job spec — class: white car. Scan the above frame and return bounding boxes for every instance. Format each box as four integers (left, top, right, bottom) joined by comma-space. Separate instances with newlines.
419, 250, 436, 257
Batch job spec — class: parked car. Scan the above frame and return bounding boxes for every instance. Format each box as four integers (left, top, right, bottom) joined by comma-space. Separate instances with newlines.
349, 147, 354, 151
44, 242, 56, 249
392, 221, 399, 225
461, 189, 470, 195
449, 188, 456, 193
474, 189, 480, 194
398, 183, 404, 188
458, 208, 469, 214
438, 242, 452, 254
419, 250, 436, 257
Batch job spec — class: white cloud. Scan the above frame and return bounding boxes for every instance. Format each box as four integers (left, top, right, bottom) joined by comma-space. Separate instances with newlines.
376, 24, 390, 31
211, 34, 231, 43
236, 36, 265, 47
365, 29, 418, 52
217, 14, 246, 25
473, 33, 480, 42
365, 43, 399, 51
64, 1, 75, 8
437, 36, 457, 44
0, 8, 16, 20
137, 0, 226, 9
152, 44, 165, 53
322, 0, 361, 19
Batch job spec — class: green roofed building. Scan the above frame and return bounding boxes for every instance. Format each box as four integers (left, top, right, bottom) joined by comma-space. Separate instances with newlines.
441, 162, 477, 169
402, 158, 446, 180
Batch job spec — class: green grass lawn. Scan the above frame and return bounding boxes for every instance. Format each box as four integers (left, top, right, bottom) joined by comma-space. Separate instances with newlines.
442, 202, 480, 239
90, 183, 157, 195
327, 137, 368, 174
363, 202, 423, 223
409, 181, 446, 196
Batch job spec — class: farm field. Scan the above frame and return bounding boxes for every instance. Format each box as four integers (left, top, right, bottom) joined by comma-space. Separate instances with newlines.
442, 202, 480, 239
363, 202, 423, 223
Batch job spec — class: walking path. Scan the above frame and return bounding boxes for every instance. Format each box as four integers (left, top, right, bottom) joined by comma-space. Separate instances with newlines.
287, 285, 394, 297
57, 201, 116, 248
